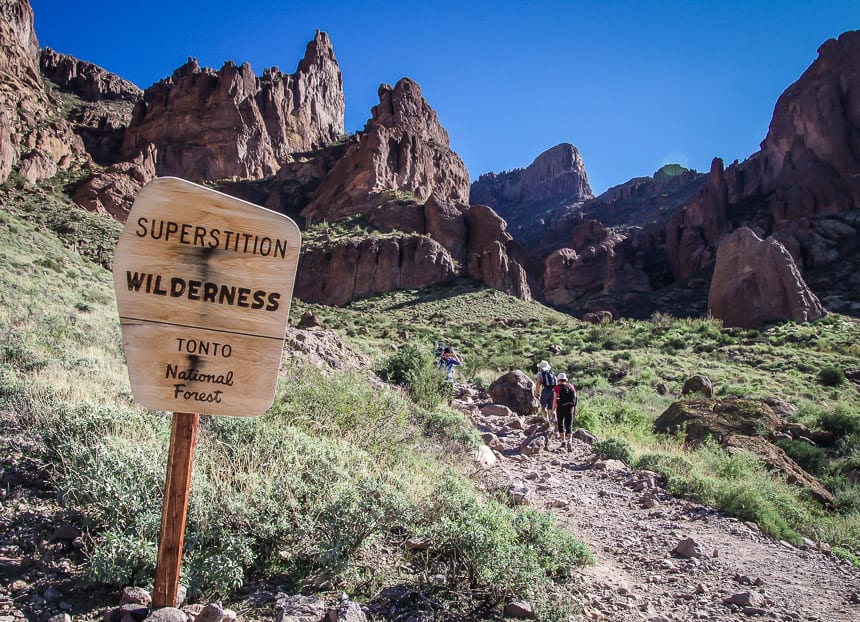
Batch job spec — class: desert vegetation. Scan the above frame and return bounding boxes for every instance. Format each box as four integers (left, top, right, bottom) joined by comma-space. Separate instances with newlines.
1, 186, 591, 619
2, 182, 859, 620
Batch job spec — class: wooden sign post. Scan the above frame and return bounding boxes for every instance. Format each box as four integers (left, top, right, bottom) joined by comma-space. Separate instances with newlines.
113, 177, 301, 606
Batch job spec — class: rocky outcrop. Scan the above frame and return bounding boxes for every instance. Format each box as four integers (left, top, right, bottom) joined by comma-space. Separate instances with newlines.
294, 234, 458, 306
0, 0, 89, 184
666, 31, 860, 283
302, 78, 470, 219
708, 227, 826, 328
654, 399, 780, 446
72, 143, 156, 221
370, 195, 532, 299
470, 143, 593, 209
40, 48, 142, 102
122, 30, 344, 182
542, 228, 652, 307
723, 435, 834, 506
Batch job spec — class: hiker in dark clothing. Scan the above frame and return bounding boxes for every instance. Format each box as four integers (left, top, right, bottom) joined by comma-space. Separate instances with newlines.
552, 373, 577, 452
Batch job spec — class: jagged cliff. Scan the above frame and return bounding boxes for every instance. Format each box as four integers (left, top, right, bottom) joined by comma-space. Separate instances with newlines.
121, 30, 344, 183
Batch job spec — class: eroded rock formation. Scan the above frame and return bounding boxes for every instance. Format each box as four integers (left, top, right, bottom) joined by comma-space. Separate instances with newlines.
470, 143, 593, 209
40, 48, 141, 102
122, 30, 344, 182
302, 78, 470, 219
708, 227, 825, 328
0, 0, 87, 183
294, 235, 458, 306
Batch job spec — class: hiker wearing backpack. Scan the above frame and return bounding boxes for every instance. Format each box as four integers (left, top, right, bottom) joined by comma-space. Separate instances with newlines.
552, 373, 577, 452
534, 360, 557, 428
436, 346, 461, 384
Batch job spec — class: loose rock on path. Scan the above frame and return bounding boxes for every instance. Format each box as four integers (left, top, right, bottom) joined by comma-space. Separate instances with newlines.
454, 384, 860, 621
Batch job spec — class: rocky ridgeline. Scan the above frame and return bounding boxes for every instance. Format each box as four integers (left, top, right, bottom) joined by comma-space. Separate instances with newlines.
292, 78, 532, 304
121, 31, 344, 183
0, 0, 88, 184
471, 31, 860, 324
302, 78, 470, 220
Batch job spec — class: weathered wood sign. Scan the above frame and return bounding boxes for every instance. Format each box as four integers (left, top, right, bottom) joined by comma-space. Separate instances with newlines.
113, 177, 301, 607
113, 176, 301, 416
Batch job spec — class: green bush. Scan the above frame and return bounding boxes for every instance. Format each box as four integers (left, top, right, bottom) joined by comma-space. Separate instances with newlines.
381, 344, 426, 385
773, 438, 826, 475
420, 473, 592, 618
412, 405, 479, 448
380, 345, 450, 409
818, 405, 860, 438
818, 365, 845, 387
592, 437, 633, 463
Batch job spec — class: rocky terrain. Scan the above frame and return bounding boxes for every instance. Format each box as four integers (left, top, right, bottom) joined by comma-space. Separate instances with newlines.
2, 362, 859, 622
3, 0, 860, 327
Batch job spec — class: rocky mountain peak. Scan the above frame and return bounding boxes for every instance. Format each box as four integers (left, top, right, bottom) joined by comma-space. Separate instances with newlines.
40, 48, 142, 102
469, 142, 593, 215
302, 76, 470, 219
519, 142, 593, 202
371, 77, 451, 145
120, 32, 344, 182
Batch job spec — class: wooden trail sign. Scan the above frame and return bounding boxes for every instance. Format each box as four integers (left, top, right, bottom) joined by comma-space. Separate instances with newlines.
113, 177, 301, 607
113, 176, 301, 417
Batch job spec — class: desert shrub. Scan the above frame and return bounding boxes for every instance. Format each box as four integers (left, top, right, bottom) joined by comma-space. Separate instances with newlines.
773, 438, 826, 475
818, 365, 845, 387
420, 473, 591, 619
380, 345, 450, 409
381, 344, 426, 385
833, 485, 860, 516
634, 452, 695, 477
818, 405, 860, 438
86, 530, 158, 587
830, 546, 859, 566
412, 405, 479, 448
592, 438, 633, 463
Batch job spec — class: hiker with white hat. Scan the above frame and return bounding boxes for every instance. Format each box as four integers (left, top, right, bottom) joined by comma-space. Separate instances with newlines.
534, 360, 557, 429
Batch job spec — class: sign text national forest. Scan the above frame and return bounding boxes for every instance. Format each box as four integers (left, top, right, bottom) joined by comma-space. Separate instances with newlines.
113, 177, 301, 416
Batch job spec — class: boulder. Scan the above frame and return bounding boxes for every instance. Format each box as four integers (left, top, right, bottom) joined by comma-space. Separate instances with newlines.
723, 435, 834, 506
708, 227, 826, 328
488, 370, 539, 416
681, 375, 714, 398
654, 399, 779, 445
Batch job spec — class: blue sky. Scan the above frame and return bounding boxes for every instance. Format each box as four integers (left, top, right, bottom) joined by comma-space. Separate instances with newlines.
30, 1, 859, 194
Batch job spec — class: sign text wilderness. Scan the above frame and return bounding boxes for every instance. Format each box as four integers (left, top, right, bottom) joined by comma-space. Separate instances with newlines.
113, 177, 301, 417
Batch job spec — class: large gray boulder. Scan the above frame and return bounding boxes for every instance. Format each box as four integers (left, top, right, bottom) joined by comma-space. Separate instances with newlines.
488, 370, 539, 416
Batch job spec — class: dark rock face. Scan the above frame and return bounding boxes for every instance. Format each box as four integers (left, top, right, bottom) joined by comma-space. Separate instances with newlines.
708, 227, 826, 328
302, 77, 470, 220
122, 31, 344, 182
39, 48, 141, 166
40, 48, 142, 102
665, 31, 860, 299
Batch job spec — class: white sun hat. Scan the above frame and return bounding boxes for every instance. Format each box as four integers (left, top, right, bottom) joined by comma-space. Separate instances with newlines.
557, 373, 568, 381
538, 360, 550, 370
